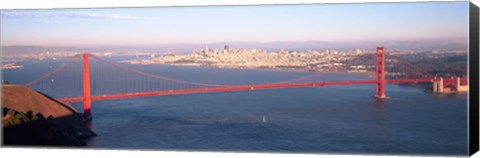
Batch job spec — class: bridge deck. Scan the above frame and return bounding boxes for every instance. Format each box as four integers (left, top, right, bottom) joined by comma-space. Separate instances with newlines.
58, 78, 436, 103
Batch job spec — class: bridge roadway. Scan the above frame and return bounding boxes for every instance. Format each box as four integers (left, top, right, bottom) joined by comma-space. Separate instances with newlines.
58, 78, 436, 103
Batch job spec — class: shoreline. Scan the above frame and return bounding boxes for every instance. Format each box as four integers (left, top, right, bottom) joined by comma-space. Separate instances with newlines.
1, 63, 24, 70
121, 61, 375, 77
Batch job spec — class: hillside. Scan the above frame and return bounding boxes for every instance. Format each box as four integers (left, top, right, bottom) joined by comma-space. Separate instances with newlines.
2, 84, 78, 118
2, 84, 96, 146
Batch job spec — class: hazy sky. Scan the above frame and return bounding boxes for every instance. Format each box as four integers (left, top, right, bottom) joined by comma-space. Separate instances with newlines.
0, 2, 469, 46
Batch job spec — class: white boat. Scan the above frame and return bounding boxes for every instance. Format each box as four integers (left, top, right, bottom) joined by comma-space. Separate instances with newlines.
262, 115, 267, 123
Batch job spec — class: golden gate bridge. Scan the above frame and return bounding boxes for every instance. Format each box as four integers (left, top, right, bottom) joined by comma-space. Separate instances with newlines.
24, 47, 468, 118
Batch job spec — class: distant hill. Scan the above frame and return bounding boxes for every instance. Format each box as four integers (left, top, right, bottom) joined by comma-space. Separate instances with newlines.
2, 84, 96, 146
2, 39, 467, 55
411, 54, 468, 77
2, 46, 85, 54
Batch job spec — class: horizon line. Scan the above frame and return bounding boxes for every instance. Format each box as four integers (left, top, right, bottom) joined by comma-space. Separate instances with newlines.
2, 37, 469, 48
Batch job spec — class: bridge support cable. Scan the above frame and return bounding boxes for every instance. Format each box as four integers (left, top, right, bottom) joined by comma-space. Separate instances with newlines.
25, 56, 82, 87
90, 55, 332, 88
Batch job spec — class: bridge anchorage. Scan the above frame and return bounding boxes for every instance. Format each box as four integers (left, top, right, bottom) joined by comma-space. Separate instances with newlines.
432, 77, 469, 94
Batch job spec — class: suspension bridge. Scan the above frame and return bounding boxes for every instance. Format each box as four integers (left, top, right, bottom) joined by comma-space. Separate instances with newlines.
24, 47, 468, 118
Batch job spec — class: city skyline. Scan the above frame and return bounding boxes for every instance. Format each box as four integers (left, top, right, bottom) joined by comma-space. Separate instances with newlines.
0, 2, 469, 47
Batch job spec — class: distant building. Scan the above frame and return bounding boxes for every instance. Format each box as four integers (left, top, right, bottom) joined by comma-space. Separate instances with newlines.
204, 46, 209, 53
224, 45, 229, 51
355, 48, 363, 55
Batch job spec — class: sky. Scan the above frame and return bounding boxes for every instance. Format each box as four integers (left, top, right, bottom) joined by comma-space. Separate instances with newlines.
0, 2, 470, 47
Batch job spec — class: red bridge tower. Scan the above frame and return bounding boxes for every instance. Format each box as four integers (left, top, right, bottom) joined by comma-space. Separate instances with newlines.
83, 53, 92, 119
374, 47, 388, 99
